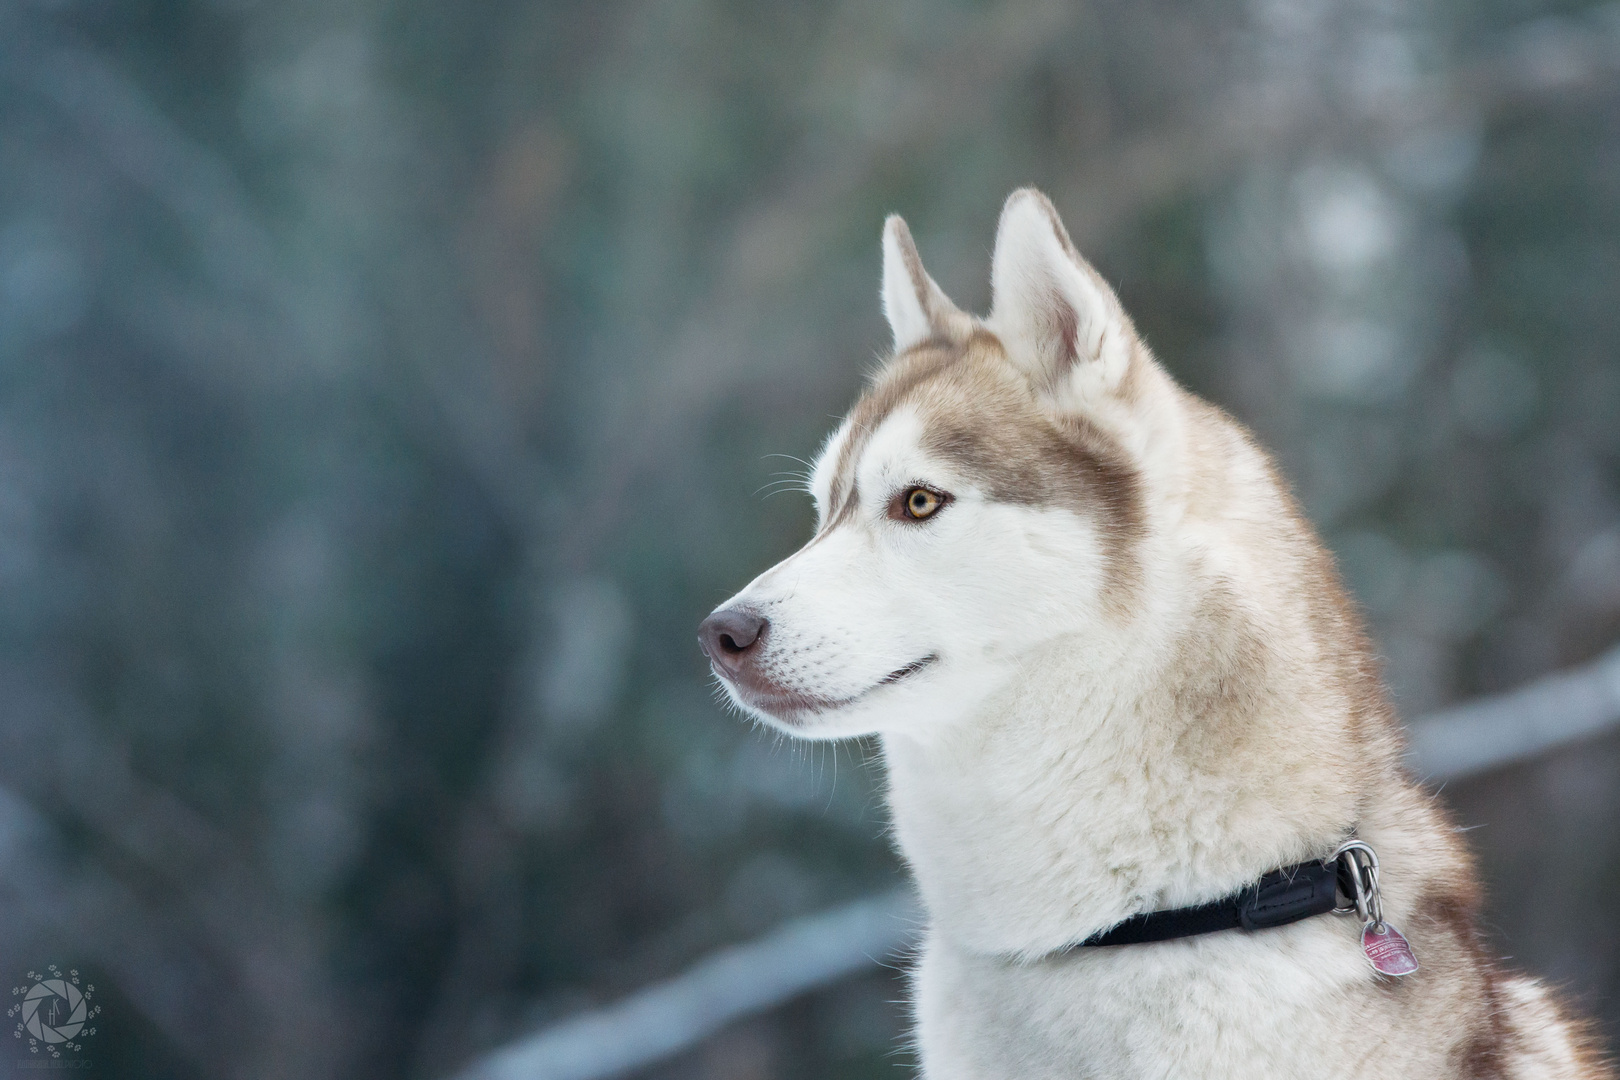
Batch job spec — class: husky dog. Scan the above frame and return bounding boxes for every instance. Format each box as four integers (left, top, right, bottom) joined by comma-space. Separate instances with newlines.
698, 189, 1611, 1079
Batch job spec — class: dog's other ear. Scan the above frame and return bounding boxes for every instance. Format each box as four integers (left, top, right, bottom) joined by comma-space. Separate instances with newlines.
882, 214, 966, 353
988, 188, 1136, 396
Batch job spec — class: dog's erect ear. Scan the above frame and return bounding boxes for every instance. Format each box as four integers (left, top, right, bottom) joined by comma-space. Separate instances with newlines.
988, 189, 1136, 395
881, 215, 966, 353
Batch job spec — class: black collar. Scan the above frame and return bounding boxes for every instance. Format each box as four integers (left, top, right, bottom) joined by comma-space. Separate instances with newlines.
1077, 857, 1342, 949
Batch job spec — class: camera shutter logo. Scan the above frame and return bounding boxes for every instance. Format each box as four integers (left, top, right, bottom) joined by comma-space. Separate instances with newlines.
9, 966, 99, 1058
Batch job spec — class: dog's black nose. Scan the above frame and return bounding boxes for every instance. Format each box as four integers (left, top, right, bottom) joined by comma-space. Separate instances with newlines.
698, 608, 768, 678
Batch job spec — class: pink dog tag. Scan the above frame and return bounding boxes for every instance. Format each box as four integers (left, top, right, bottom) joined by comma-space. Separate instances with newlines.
1362, 923, 1419, 976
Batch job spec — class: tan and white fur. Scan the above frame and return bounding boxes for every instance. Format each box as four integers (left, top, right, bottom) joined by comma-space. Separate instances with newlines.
698, 189, 1612, 1079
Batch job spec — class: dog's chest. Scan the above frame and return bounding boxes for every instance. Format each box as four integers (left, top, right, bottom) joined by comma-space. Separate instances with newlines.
909, 926, 1451, 1080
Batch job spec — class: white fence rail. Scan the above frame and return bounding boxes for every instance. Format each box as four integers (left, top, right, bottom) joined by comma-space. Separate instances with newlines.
451, 643, 1620, 1080
1405, 644, 1620, 783
452, 890, 920, 1080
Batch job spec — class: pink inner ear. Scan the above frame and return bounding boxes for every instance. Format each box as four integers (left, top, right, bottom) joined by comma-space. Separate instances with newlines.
1049, 287, 1079, 368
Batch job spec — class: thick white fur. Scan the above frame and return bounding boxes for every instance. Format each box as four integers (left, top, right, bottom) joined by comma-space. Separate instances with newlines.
706, 190, 1608, 1079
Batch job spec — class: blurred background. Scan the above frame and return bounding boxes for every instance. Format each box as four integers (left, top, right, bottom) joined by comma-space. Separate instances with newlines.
0, 0, 1617, 1076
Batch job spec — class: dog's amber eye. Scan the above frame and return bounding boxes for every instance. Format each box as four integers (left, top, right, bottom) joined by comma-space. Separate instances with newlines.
899, 486, 945, 521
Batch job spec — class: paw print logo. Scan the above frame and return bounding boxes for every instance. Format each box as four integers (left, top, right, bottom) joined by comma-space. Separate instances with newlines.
9, 966, 99, 1058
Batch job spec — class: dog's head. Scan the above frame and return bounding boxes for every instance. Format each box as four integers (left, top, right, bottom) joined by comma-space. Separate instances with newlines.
700, 189, 1184, 739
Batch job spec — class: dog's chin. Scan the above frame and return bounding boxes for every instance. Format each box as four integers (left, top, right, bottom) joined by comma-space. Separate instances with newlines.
715, 655, 938, 737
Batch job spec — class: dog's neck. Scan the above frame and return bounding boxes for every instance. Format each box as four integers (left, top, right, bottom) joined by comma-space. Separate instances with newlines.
880, 579, 1382, 960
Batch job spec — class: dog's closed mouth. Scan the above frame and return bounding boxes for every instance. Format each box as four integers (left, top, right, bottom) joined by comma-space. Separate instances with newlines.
879, 654, 938, 686
719, 653, 939, 725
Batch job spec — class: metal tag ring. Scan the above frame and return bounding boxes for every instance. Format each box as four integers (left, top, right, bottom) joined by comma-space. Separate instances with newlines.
1325, 840, 1383, 928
